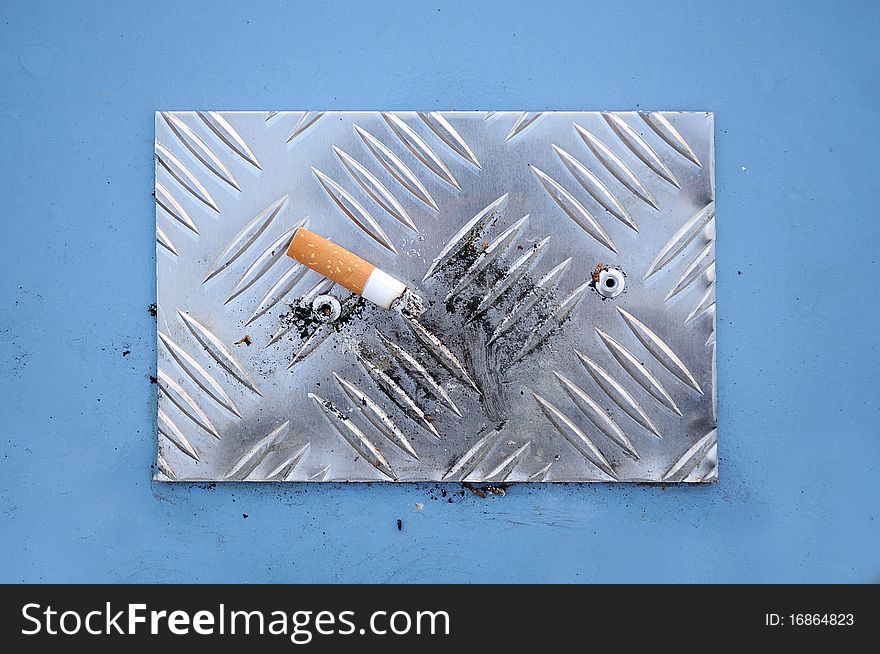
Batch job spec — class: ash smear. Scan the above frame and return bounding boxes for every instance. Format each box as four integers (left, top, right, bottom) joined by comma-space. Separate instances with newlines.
436, 237, 488, 309
432, 208, 501, 282
486, 284, 559, 364
147, 303, 157, 317
441, 257, 512, 322
426, 229, 572, 425
437, 217, 538, 318
464, 321, 505, 422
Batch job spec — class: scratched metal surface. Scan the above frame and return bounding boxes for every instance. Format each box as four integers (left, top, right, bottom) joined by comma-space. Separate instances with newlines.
155, 111, 716, 482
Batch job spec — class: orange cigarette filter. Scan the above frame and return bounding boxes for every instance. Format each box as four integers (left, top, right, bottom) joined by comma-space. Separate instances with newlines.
286, 227, 375, 294
286, 227, 409, 309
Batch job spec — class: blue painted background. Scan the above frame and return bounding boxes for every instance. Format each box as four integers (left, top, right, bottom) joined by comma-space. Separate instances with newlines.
1, 0, 877, 583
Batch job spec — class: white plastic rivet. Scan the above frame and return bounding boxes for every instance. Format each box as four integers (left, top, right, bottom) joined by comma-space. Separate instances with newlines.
597, 268, 625, 298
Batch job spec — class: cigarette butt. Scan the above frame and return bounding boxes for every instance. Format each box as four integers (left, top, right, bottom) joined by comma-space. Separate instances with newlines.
286, 227, 407, 309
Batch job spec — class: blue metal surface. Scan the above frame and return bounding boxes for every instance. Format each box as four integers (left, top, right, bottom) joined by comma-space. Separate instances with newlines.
0, 0, 877, 583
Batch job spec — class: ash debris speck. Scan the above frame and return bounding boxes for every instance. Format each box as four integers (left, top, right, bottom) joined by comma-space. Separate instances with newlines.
462, 482, 508, 498
424, 483, 508, 503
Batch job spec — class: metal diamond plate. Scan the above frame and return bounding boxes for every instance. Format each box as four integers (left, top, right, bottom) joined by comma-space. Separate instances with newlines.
155, 111, 716, 482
